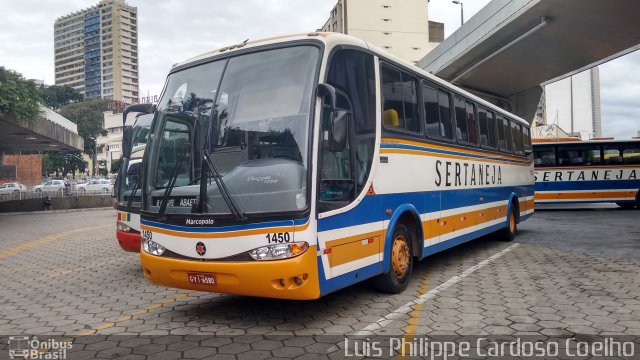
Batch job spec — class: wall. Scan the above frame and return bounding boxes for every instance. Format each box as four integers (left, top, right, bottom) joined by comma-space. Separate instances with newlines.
0, 195, 114, 213
0, 154, 42, 188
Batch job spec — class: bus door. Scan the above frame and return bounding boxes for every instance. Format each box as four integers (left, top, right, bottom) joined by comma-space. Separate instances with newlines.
316, 50, 381, 282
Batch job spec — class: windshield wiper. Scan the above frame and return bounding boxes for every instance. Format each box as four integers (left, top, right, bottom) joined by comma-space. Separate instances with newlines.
201, 149, 245, 221
125, 176, 141, 212
158, 144, 190, 216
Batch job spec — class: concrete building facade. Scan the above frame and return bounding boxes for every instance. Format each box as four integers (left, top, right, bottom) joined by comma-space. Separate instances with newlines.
319, 0, 443, 64
54, 0, 139, 104
544, 68, 602, 139
96, 111, 124, 173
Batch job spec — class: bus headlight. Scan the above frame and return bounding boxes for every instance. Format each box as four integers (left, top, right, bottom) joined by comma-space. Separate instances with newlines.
249, 242, 309, 261
143, 239, 165, 256
117, 221, 132, 233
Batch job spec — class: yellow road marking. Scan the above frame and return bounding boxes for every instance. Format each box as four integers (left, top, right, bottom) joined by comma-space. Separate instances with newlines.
0, 225, 111, 260
397, 273, 430, 359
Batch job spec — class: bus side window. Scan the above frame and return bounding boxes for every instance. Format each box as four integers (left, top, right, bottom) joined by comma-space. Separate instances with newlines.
558, 145, 601, 166
381, 64, 420, 133
466, 101, 477, 145
511, 122, 523, 155
479, 108, 497, 148
454, 97, 468, 142
522, 125, 532, 153
534, 146, 556, 166
622, 146, 640, 165
604, 147, 622, 164
438, 90, 453, 139
423, 84, 440, 137
497, 116, 511, 153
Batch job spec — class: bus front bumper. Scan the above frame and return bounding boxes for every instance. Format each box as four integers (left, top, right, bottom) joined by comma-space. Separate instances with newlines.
140, 246, 320, 300
117, 230, 141, 252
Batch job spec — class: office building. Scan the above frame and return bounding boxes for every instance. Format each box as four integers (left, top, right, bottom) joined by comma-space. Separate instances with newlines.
54, 0, 139, 104
319, 0, 444, 64
544, 68, 602, 139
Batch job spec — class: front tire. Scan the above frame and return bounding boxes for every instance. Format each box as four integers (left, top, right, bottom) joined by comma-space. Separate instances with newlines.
373, 224, 413, 294
500, 205, 517, 241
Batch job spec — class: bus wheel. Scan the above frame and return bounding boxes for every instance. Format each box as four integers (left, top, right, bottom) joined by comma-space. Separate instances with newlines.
373, 224, 413, 294
616, 202, 635, 210
500, 206, 517, 242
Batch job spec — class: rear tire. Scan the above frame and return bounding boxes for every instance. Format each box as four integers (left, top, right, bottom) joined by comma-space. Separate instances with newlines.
616, 202, 635, 210
500, 205, 517, 241
373, 224, 413, 294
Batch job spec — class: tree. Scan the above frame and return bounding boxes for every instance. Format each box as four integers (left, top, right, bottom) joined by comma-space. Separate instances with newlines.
39, 85, 83, 110
0, 67, 41, 123
110, 157, 122, 174
65, 152, 87, 178
58, 99, 109, 158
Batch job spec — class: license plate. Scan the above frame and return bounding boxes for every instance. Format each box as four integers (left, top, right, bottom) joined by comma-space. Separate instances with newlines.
187, 272, 216, 286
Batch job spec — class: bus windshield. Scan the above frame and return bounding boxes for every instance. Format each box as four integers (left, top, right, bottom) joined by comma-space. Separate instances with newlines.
145, 45, 320, 215
118, 114, 152, 204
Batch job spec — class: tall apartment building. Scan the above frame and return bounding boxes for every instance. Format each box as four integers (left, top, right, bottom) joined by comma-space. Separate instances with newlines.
319, 0, 444, 64
544, 68, 602, 140
54, 0, 139, 104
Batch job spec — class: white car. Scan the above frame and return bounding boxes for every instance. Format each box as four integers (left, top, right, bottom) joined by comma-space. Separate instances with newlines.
0, 183, 27, 199
76, 179, 113, 194
34, 180, 66, 194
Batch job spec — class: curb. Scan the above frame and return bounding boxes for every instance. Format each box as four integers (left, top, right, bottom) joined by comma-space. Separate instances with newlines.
0, 207, 115, 216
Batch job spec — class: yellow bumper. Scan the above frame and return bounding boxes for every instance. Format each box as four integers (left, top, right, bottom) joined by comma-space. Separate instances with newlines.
140, 246, 320, 300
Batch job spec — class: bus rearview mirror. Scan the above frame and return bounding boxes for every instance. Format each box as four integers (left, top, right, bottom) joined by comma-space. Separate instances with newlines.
317, 83, 336, 112
122, 126, 133, 158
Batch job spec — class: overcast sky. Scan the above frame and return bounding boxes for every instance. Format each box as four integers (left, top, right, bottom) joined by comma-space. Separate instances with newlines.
0, 0, 638, 138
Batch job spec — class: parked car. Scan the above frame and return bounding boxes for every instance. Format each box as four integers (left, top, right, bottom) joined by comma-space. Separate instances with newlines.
0, 183, 27, 199
33, 180, 66, 194
76, 179, 113, 194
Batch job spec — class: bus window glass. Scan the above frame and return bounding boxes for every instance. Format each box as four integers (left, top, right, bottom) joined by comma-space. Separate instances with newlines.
454, 97, 468, 142
422, 84, 440, 137
511, 122, 523, 155
381, 65, 420, 133
497, 117, 511, 152
558, 145, 601, 166
479, 108, 496, 148
622, 146, 640, 164
522, 126, 531, 152
603, 147, 622, 164
533, 146, 555, 166
438, 90, 453, 139
321, 50, 376, 210
466, 101, 477, 145
156, 120, 191, 188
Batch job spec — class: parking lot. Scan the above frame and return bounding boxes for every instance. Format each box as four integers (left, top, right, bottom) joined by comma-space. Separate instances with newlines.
0, 206, 639, 359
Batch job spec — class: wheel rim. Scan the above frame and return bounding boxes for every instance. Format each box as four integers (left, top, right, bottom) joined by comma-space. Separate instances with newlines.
391, 235, 410, 278
509, 210, 515, 233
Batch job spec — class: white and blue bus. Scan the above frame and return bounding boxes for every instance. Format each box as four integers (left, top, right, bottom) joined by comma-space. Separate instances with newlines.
533, 138, 640, 208
138, 33, 534, 299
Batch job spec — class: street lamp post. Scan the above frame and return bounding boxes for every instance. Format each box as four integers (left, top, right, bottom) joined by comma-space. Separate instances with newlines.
452, 0, 464, 26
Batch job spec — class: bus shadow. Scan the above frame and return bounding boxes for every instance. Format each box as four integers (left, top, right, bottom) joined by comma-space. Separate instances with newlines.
179, 232, 509, 330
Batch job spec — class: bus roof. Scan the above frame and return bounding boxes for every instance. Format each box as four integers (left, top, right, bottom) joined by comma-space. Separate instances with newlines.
170, 32, 530, 127
533, 138, 640, 145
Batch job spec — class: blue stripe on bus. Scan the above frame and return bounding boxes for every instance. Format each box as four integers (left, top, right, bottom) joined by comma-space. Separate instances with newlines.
535, 180, 640, 191
380, 143, 529, 165
141, 217, 308, 233
317, 185, 534, 232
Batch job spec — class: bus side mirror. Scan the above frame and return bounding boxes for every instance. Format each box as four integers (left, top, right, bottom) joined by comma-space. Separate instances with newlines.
329, 110, 348, 152
317, 83, 336, 112
122, 126, 133, 158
